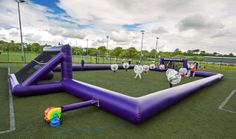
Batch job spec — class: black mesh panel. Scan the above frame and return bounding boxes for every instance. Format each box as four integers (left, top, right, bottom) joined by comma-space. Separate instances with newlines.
164, 61, 182, 69
15, 51, 59, 83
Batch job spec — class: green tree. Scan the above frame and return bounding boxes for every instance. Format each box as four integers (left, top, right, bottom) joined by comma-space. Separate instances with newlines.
72, 47, 83, 55
97, 46, 107, 55
228, 53, 234, 57
112, 47, 123, 57
192, 49, 200, 55
186, 50, 193, 56
125, 47, 138, 58
88, 48, 98, 56
149, 49, 157, 58
142, 50, 149, 57
31, 43, 41, 52
173, 48, 182, 55
200, 50, 206, 56
213, 52, 217, 56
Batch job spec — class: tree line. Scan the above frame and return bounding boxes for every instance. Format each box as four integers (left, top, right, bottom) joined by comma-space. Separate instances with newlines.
0, 40, 234, 59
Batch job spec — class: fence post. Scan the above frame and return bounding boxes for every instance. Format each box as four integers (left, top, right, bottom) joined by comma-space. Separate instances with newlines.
81, 55, 83, 64
7, 45, 9, 63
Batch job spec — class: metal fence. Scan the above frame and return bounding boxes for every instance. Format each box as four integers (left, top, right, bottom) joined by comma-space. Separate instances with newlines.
204, 56, 236, 65
73, 55, 156, 65
1, 51, 235, 71
0, 51, 156, 64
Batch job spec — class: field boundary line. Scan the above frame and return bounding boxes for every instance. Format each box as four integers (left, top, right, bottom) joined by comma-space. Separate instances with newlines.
224, 77, 236, 80
0, 67, 16, 134
218, 89, 236, 114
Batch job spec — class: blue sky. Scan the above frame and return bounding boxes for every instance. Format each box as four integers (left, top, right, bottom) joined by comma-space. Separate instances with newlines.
31, 0, 141, 31
0, 0, 236, 54
31, 0, 65, 13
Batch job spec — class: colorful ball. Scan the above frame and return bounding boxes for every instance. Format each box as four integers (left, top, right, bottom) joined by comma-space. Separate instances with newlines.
44, 107, 62, 123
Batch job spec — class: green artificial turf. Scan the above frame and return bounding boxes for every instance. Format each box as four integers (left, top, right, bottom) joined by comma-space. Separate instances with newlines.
223, 90, 236, 111
72, 70, 201, 97
0, 68, 9, 131
0, 63, 236, 139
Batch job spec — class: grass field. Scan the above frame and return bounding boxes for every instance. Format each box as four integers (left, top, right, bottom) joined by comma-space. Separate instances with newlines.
0, 63, 236, 138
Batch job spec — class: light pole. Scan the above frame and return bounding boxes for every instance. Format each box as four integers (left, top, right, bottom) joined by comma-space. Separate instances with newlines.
155, 37, 159, 63
106, 35, 109, 56
16, 0, 26, 63
139, 30, 145, 63
86, 39, 89, 56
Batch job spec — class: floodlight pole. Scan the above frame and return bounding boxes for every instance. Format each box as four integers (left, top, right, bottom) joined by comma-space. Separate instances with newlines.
139, 30, 145, 63
86, 39, 89, 56
155, 37, 159, 63
106, 35, 109, 56
16, 0, 26, 63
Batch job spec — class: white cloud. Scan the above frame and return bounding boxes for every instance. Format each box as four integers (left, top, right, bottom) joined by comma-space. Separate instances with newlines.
152, 27, 168, 34
0, 0, 235, 54
177, 14, 224, 31
110, 30, 130, 42
210, 30, 231, 38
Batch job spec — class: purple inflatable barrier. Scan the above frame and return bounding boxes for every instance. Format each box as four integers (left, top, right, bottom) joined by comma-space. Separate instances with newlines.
9, 44, 223, 124
61, 73, 223, 123
62, 99, 98, 112
54, 64, 135, 71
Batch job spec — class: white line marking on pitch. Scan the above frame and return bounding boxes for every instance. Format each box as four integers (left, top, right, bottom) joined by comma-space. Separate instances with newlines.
0, 67, 16, 134
224, 77, 236, 80
218, 89, 236, 114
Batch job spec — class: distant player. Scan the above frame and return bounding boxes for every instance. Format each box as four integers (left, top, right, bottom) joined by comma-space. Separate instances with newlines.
81, 59, 85, 70
134, 65, 143, 79
190, 64, 196, 77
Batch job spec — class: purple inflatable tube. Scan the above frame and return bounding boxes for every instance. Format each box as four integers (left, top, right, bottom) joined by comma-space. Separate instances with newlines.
9, 44, 223, 124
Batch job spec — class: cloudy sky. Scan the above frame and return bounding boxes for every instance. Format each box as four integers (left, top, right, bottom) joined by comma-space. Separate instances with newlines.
0, 0, 236, 54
